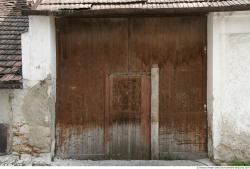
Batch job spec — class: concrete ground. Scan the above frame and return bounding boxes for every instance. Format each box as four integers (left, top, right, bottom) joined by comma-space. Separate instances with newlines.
0, 155, 215, 166
52, 158, 214, 166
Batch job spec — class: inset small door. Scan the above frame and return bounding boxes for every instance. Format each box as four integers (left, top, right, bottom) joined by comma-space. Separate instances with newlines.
105, 73, 151, 159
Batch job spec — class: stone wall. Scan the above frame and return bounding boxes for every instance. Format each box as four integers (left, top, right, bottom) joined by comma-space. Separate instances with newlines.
208, 11, 250, 162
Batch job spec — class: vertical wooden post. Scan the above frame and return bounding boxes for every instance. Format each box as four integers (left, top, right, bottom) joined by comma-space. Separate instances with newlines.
151, 64, 159, 160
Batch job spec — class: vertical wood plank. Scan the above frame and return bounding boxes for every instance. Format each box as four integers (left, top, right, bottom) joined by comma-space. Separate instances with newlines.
108, 74, 151, 159
130, 17, 207, 159
104, 75, 110, 158
151, 64, 159, 160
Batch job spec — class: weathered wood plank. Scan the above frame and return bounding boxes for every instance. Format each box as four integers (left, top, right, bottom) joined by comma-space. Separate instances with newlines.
56, 16, 207, 160
129, 16, 207, 159
108, 74, 151, 159
56, 18, 129, 159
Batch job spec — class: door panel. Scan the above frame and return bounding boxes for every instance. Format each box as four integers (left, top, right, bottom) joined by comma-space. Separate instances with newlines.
56, 18, 129, 159
106, 74, 151, 159
129, 17, 207, 159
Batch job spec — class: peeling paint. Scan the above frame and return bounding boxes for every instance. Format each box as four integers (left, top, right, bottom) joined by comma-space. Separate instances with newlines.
22, 77, 50, 127
11, 77, 52, 155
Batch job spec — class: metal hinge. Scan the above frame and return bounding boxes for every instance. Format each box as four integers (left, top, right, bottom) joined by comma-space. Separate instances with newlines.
204, 46, 207, 54
204, 104, 207, 113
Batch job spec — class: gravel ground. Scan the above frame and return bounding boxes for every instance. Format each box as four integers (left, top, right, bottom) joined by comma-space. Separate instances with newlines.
0, 155, 214, 166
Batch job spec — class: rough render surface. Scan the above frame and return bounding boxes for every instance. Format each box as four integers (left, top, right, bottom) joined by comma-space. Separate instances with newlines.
11, 78, 52, 154
208, 11, 250, 162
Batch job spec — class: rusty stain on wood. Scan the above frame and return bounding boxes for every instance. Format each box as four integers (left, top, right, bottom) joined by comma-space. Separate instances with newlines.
56, 16, 207, 160
107, 74, 151, 159
129, 16, 207, 159
56, 18, 129, 159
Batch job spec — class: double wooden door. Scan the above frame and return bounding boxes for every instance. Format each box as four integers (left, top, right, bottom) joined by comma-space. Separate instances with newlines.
56, 16, 207, 160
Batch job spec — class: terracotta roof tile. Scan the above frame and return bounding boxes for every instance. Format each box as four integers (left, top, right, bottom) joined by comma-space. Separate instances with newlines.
41, 0, 146, 3
0, 67, 19, 74
0, 74, 22, 82
37, 3, 92, 10
0, 0, 27, 88
92, 3, 144, 9
30, 0, 250, 11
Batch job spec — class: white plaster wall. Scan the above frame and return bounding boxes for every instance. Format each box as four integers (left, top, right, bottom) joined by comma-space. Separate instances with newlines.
208, 11, 250, 162
9, 16, 56, 157
22, 16, 56, 82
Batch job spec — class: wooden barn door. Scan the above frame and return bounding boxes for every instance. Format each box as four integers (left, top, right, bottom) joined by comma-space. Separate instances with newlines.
56, 16, 207, 160
105, 73, 151, 159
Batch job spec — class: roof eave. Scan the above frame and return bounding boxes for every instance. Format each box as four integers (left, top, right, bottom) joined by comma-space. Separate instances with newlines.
22, 5, 250, 17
